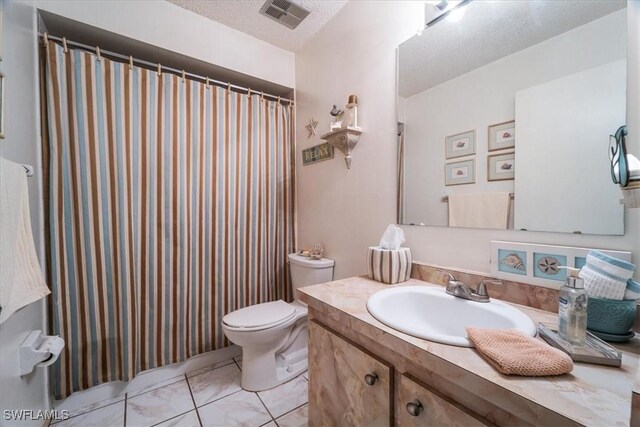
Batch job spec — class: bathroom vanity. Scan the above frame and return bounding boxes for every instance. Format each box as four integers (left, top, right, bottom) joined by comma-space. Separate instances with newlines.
297, 277, 640, 426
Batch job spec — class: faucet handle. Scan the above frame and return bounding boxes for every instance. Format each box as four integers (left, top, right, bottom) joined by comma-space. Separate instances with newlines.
437, 269, 456, 284
476, 280, 503, 297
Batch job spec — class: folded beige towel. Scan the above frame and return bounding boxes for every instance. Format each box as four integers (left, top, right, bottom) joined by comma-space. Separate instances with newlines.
448, 192, 511, 229
466, 327, 573, 376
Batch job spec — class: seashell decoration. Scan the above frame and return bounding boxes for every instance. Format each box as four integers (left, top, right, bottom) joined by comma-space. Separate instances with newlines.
500, 162, 513, 170
537, 256, 560, 274
310, 243, 324, 260
501, 253, 525, 271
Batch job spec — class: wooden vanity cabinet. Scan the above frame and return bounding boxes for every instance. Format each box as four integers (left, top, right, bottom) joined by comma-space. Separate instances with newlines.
308, 320, 490, 427
308, 321, 393, 427
396, 374, 488, 427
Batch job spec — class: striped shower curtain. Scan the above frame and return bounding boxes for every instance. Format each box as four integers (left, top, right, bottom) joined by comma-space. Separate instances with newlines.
43, 41, 296, 399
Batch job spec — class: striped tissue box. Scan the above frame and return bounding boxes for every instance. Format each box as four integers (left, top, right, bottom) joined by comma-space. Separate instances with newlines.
367, 246, 412, 284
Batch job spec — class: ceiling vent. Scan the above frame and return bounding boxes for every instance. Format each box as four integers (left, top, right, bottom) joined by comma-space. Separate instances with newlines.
259, 0, 310, 30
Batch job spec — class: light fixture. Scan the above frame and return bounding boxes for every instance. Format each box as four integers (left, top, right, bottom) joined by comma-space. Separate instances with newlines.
446, 6, 466, 22
425, 0, 472, 27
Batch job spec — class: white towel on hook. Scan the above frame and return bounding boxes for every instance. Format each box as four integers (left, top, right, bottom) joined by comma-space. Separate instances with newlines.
448, 192, 511, 229
0, 157, 50, 324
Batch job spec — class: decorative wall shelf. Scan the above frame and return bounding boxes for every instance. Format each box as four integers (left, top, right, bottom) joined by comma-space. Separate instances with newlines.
320, 126, 363, 169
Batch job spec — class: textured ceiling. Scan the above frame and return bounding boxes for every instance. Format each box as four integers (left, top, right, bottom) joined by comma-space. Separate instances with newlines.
399, 0, 627, 98
168, 0, 347, 52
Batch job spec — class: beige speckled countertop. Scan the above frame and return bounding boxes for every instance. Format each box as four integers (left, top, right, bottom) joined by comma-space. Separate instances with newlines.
298, 276, 640, 427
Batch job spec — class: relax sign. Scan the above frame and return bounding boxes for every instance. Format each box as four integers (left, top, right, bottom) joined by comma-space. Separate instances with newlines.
303, 143, 334, 166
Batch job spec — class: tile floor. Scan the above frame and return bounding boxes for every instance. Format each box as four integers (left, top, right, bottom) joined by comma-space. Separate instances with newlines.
52, 357, 308, 427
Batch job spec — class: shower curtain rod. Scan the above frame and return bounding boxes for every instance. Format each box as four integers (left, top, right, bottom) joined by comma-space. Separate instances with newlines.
40, 33, 294, 104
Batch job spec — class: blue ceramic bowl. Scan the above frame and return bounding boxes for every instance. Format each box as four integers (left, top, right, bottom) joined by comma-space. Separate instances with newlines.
587, 297, 637, 335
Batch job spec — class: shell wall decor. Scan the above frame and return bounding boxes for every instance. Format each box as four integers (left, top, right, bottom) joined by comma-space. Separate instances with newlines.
491, 241, 631, 289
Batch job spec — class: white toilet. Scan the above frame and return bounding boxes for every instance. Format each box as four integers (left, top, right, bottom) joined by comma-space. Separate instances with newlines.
222, 253, 334, 391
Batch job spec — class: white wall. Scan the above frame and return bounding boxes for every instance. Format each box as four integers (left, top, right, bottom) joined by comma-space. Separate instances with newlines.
402, 10, 626, 227
0, 1, 48, 424
33, 0, 295, 89
295, 1, 640, 281
295, 1, 423, 279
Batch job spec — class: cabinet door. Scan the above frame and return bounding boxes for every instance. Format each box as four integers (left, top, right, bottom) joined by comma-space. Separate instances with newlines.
397, 374, 489, 427
308, 320, 393, 427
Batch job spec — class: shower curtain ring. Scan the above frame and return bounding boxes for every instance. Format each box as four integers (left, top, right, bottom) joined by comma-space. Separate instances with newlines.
206, 77, 210, 89
96, 46, 102, 61
43, 32, 49, 47
62, 37, 68, 53
129, 56, 133, 70
227, 82, 231, 92
157, 63, 161, 76
182, 70, 186, 82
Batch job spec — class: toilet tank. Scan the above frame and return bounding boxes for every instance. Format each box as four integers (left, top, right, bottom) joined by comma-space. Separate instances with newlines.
288, 253, 335, 292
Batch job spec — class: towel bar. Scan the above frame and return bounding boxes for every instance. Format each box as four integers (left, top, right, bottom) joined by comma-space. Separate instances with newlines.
441, 193, 514, 202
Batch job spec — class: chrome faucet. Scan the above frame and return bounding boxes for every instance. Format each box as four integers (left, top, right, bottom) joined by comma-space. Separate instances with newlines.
438, 270, 502, 303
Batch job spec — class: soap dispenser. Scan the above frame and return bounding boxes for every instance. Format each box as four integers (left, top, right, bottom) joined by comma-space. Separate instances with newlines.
558, 267, 588, 346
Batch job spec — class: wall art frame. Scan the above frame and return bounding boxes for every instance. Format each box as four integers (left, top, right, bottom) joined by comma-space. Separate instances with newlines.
445, 130, 475, 159
488, 120, 515, 151
445, 159, 475, 186
487, 151, 515, 181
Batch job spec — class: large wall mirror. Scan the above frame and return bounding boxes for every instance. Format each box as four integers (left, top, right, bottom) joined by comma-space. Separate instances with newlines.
397, 1, 628, 235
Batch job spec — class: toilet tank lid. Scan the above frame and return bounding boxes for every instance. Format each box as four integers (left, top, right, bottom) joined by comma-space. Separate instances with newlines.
288, 253, 335, 268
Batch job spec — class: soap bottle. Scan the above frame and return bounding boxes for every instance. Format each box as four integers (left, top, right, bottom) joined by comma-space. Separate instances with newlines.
558, 267, 588, 346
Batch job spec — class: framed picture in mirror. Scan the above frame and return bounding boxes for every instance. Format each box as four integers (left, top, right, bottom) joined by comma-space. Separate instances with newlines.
445, 159, 475, 186
488, 152, 515, 181
488, 120, 515, 151
445, 130, 475, 159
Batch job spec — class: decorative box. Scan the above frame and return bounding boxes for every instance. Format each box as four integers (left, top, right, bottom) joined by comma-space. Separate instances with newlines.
367, 246, 412, 285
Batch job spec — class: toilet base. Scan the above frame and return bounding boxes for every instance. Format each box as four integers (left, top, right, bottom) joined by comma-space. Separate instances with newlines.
240, 319, 308, 391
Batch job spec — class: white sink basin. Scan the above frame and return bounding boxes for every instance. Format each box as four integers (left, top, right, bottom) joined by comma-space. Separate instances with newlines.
366, 286, 536, 347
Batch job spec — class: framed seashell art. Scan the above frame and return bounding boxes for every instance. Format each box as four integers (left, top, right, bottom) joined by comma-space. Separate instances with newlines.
491, 241, 631, 289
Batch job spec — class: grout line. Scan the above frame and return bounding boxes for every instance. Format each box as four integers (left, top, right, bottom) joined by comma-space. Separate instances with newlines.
185, 374, 204, 427
232, 358, 242, 372
127, 376, 186, 400
186, 358, 237, 379
149, 409, 194, 427
255, 392, 276, 423
54, 395, 127, 422
273, 401, 308, 424
123, 393, 127, 426
54, 399, 125, 424
196, 389, 244, 409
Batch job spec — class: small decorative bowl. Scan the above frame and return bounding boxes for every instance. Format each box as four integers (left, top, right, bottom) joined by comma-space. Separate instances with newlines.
587, 296, 637, 335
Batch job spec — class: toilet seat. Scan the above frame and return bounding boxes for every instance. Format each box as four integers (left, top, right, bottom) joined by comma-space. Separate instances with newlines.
223, 300, 297, 332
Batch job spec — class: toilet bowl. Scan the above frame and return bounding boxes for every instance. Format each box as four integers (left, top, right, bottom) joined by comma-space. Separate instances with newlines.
222, 253, 334, 391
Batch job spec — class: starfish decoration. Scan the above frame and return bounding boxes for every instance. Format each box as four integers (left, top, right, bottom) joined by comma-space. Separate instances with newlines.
305, 116, 318, 138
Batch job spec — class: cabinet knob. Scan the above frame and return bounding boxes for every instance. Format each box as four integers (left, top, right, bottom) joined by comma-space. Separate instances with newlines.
364, 373, 379, 386
406, 400, 424, 417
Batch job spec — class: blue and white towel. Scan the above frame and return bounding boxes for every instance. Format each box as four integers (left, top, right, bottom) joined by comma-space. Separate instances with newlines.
625, 279, 640, 301
579, 251, 636, 300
